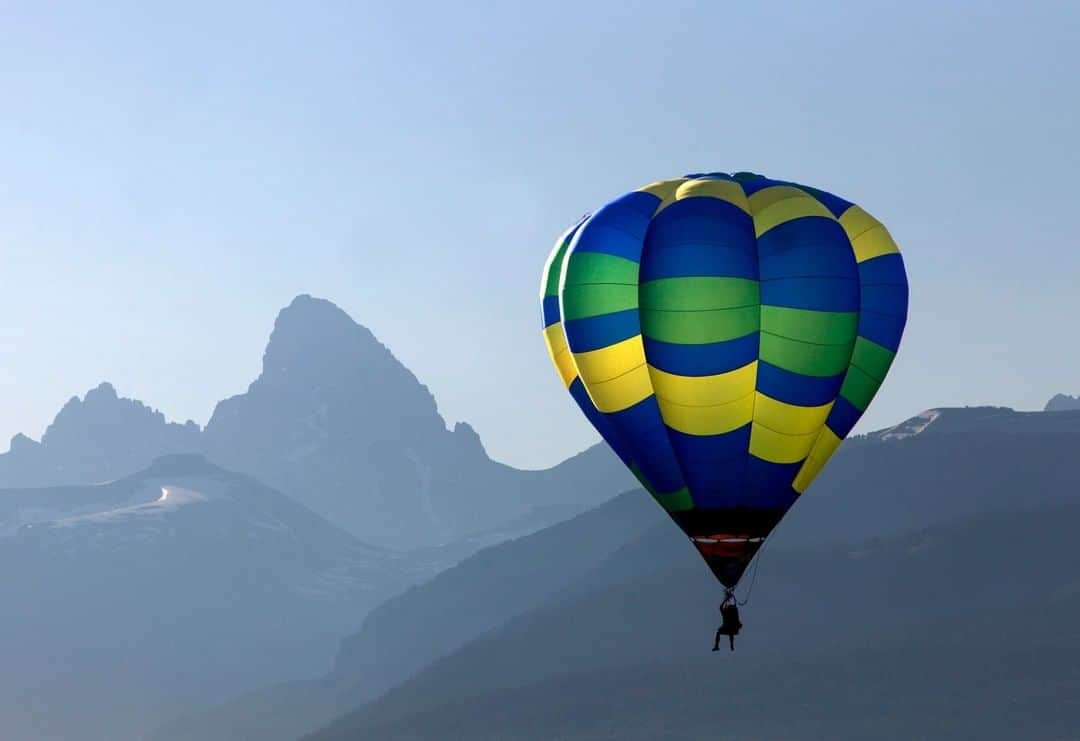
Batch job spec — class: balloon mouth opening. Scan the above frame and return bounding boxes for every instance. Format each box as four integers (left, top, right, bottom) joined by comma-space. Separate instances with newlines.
690, 535, 765, 587
691, 534, 764, 559
691, 534, 765, 544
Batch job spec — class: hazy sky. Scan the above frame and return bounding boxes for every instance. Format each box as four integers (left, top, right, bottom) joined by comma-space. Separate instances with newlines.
2, 2, 1078, 469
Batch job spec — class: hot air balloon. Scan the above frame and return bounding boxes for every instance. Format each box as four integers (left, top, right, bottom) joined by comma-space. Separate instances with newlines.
540, 172, 908, 639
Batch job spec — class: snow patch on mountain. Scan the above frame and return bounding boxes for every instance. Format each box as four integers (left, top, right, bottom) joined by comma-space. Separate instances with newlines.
873, 409, 942, 441
49, 485, 208, 529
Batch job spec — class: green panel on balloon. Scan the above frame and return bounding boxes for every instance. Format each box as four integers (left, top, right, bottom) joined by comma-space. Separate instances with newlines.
850, 337, 896, 381
760, 306, 858, 345
560, 284, 638, 320
640, 277, 759, 311
641, 306, 760, 345
759, 332, 855, 377
563, 252, 640, 286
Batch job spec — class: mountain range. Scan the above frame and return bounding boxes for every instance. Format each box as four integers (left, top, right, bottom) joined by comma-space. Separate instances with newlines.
1, 295, 633, 550
0, 295, 633, 740
5, 293, 1079, 740
156, 405, 1080, 741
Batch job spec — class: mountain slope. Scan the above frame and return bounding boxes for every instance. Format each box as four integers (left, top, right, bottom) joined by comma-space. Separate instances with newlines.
308, 494, 1080, 740
770, 405, 1080, 547
0, 454, 406, 741
309, 594, 1080, 741
152, 490, 662, 741
159, 405, 1080, 741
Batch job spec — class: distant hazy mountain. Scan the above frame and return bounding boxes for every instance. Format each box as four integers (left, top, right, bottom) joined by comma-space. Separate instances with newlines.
158, 405, 1080, 741
0, 454, 407, 741
1, 295, 633, 549
306, 494, 1080, 741
1046, 393, 1080, 411
0, 382, 200, 487
200, 295, 631, 548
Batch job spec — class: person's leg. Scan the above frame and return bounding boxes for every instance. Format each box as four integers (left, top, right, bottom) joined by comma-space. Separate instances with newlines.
729, 634, 735, 651
712, 628, 722, 651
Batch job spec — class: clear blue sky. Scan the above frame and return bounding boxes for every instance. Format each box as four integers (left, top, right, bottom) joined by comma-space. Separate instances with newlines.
2, 2, 1078, 469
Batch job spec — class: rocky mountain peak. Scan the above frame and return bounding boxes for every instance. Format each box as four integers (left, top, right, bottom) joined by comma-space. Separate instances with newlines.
42, 382, 196, 448
1046, 394, 1080, 412
8, 434, 39, 454
258, 295, 384, 385
1, 383, 201, 488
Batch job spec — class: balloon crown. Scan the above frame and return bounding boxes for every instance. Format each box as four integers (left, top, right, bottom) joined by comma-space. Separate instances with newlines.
681, 171, 765, 182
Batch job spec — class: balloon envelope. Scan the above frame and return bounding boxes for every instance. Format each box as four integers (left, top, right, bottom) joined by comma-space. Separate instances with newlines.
541, 172, 908, 587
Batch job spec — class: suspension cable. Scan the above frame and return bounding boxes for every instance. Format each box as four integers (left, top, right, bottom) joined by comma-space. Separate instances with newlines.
735, 535, 771, 606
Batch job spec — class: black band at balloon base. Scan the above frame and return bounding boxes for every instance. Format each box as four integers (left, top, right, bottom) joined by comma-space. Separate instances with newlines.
690, 536, 764, 589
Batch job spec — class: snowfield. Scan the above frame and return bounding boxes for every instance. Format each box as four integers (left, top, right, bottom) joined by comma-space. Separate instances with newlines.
50, 485, 209, 528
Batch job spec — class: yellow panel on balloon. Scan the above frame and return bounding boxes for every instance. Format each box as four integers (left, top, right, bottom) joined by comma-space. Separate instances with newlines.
673, 179, 750, 214
749, 423, 819, 464
648, 362, 757, 407
792, 427, 843, 493
752, 393, 834, 436
542, 324, 577, 388
839, 205, 900, 262
752, 195, 835, 238
747, 185, 808, 212
572, 335, 646, 384
583, 364, 654, 413
656, 392, 755, 436
637, 179, 686, 212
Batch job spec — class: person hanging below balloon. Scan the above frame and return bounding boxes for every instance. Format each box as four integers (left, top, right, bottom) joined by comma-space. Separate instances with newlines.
540, 171, 909, 651
713, 591, 742, 652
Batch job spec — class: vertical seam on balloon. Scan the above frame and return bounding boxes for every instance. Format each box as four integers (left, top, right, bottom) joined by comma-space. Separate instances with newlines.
832, 201, 864, 417
639, 182, 697, 507
743, 177, 761, 510
556, 218, 591, 396
567, 191, 689, 501
793, 198, 864, 491
553, 216, 637, 474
